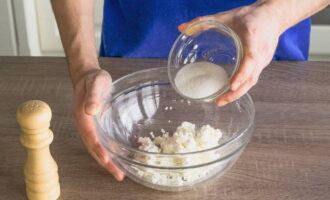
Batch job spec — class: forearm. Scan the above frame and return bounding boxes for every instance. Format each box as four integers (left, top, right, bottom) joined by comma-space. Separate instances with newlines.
51, 0, 99, 85
258, 0, 330, 34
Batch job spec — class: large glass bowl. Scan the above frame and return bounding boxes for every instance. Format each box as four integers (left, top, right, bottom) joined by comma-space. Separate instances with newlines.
94, 67, 255, 191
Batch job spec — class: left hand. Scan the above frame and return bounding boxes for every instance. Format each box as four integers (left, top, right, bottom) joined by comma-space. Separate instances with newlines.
72, 68, 125, 181
178, 2, 282, 106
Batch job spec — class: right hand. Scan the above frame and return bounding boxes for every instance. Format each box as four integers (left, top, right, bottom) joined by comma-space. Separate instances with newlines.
178, 2, 282, 106
72, 68, 124, 181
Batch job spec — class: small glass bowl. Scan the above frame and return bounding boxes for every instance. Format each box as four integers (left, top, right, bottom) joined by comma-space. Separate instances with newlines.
168, 20, 243, 101
94, 67, 255, 191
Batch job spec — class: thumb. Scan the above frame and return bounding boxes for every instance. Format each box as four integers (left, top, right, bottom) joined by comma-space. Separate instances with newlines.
84, 72, 109, 116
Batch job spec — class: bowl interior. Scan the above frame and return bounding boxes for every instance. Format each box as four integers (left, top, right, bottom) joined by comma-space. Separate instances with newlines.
95, 67, 254, 153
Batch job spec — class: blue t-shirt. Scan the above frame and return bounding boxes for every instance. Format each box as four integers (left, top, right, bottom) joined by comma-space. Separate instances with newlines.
100, 0, 311, 60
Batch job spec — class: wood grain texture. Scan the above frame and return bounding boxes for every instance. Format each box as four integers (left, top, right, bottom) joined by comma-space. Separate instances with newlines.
0, 57, 329, 200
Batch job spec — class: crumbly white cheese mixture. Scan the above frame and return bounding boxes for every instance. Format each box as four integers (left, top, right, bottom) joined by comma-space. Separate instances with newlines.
135, 121, 222, 186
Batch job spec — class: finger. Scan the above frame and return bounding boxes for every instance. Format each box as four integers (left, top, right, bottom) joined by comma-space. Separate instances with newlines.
178, 15, 216, 35
178, 11, 232, 33
91, 153, 124, 181
92, 144, 125, 181
105, 161, 125, 181
216, 73, 259, 106
79, 127, 125, 181
84, 71, 111, 115
93, 143, 109, 163
230, 54, 257, 91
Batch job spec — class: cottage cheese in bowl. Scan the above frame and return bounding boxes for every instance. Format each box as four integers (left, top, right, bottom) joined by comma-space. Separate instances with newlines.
135, 121, 223, 186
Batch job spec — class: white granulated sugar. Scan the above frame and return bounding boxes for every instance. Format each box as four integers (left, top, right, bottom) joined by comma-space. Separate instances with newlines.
174, 61, 228, 99
135, 121, 223, 186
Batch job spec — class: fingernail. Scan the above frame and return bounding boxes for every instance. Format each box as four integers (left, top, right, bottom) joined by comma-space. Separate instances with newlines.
179, 22, 188, 30
114, 173, 124, 182
86, 103, 98, 115
217, 101, 228, 107
114, 174, 120, 181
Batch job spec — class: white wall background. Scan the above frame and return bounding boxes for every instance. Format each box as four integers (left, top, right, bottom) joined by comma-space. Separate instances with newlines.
0, 0, 103, 57
309, 25, 330, 61
0, 0, 329, 61
34, 0, 103, 56
0, 0, 17, 55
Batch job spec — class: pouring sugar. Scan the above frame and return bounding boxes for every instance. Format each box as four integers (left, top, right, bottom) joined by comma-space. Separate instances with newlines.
174, 61, 229, 99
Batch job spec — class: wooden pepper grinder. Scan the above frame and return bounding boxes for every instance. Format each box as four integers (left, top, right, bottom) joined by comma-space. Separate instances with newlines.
16, 100, 60, 200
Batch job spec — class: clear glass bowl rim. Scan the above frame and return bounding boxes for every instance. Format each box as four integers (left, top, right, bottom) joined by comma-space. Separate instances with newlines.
93, 67, 255, 157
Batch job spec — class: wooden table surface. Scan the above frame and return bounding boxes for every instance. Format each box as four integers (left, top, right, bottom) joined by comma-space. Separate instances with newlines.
0, 57, 329, 200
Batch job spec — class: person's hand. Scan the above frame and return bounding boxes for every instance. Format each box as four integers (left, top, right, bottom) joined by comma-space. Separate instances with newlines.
72, 68, 124, 181
178, 2, 282, 106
